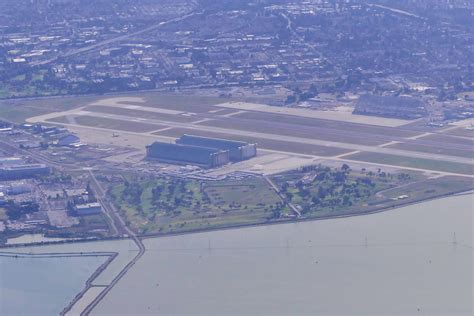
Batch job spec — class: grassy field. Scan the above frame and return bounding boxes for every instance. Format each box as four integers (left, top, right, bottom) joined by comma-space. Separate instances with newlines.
206, 179, 281, 206
389, 142, 474, 159
346, 152, 474, 175
156, 127, 350, 157
0, 92, 226, 123
108, 175, 288, 234
0, 95, 101, 123
86, 105, 198, 123
370, 176, 473, 205
106, 165, 473, 235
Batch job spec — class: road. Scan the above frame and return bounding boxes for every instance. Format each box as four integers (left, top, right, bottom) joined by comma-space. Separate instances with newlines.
264, 176, 301, 217
0, 138, 75, 170
81, 170, 146, 316
31, 11, 201, 67
368, 3, 424, 19
0, 135, 147, 315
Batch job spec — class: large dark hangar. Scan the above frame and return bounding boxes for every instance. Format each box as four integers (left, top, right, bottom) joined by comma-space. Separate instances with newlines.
146, 142, 230, 168
176, 134, 257, 162
146, 135, 257, 168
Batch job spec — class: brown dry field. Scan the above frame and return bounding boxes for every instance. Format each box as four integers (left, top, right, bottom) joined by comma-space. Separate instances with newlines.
154, 127, 350, 157
235, 111, 419, 138
86, 105, 198, 123
48, 115, 167, 133
199, 118, 385, 146
389, 142, 474, 159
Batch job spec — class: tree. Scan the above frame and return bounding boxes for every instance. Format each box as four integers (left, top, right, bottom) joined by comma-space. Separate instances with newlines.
334, 171, 347, 183
318, 187, 327, 199
343, 195, 352, 206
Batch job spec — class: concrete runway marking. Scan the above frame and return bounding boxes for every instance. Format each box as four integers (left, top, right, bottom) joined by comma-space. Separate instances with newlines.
221, 110, 248, 118
334, 150, 361, 158
407, 132, 433, 140
378, 141, 401, 148
151, 126, 173, 133
208, 108, 228, 114
192, 118, 214, 124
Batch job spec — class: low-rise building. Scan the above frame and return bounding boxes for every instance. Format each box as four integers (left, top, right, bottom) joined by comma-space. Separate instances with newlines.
0, 164, 50, 180
74, 202, 102, 216
0, 157, 25, 166
0, 192, 6, 204
56, 134, 80, 147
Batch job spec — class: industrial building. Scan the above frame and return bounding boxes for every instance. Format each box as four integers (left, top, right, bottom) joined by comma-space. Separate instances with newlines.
55, 134, 80, 147
176, 135, 257, 161
0, 164, 50, 180
74, 202, 102, 216
146, 142, 230, 168
0, 157, 26, 166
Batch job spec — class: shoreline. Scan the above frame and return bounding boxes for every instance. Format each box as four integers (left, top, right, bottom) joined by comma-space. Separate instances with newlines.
138, 187, 474, 241
2, 188, 473, 250
2, 189, 472, 316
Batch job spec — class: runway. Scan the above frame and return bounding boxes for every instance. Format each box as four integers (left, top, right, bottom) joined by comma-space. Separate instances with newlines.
27, 97, 474, 176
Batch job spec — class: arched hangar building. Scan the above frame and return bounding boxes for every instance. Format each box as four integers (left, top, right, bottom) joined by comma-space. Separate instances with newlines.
146, 135, 257, 168
176, 134, 257, 162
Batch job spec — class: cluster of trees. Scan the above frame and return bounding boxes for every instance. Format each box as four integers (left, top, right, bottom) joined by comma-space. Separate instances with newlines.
280, 164, 380, 214
122, 181, 144, 206
5, 201, 39, 220
149, 179, 202, 216
266, 202, 285, 220
117, 178, 224, 221
285, 84, 319, 104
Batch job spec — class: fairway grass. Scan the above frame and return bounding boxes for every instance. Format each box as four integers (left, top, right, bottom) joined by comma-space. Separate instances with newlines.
108, 176, 288, 235
346, 152, 474, 175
